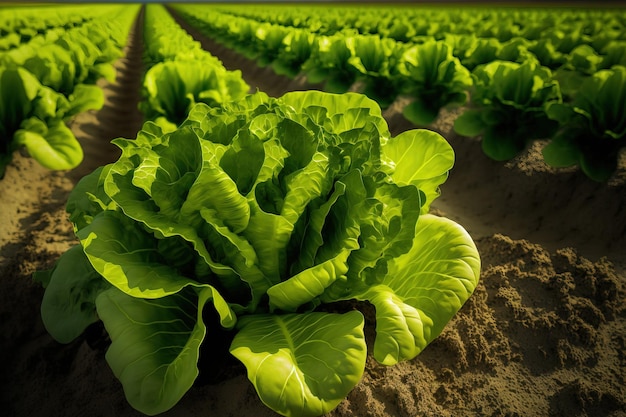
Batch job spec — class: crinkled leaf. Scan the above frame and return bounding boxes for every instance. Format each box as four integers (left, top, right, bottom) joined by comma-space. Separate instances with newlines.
78, 210, 199, 298
279, 90, 390, 141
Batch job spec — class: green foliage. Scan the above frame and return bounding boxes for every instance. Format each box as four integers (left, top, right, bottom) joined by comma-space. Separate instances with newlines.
0, 66, 84, 175
140, 60, 249, 130
399, 39, 473, 126
544, 66, 626, 181
454, 59, 561, 160
0, 4, 138, 177
39, 91, 480, 417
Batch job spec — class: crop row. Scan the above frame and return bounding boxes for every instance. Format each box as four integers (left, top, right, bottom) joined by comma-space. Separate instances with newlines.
173, 4, 626, 181
0, 4, 139, 177
140, 4, 249, 131
204, 3, 625, 47
0, 4, 111, 49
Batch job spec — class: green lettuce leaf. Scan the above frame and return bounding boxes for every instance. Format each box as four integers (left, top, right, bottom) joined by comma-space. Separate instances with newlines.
97, 285, 235, 415
14, 117, 83, 170
381, 129, 454, 213
37, 245, 111, 343
230, 311, 366, 417
357, 214, 480, 365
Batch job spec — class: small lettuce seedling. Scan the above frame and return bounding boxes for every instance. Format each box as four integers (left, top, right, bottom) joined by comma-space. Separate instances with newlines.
37, 91, 480, 417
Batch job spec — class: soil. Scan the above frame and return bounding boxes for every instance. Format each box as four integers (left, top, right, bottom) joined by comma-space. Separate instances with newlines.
1, 6, 625, 417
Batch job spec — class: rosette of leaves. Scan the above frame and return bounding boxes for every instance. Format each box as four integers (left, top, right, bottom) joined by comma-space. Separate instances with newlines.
139, 59, 250, 132
253, 23, 289, 67
272, 29, 315, 79
37, 91, 480, 417
302, 33, 360, 93
398, 39, 473, 126
347, 34, 407, 109
453, 59, 561, 161
458, 36, 502, 71
552, 44, 603, 101
543, 65, 626, 181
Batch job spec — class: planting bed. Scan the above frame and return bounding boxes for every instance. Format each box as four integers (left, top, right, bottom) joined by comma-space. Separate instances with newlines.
1, 7, 625, 417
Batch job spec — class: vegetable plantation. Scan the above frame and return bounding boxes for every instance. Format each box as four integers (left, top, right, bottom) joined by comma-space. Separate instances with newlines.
0, 3, 625, 417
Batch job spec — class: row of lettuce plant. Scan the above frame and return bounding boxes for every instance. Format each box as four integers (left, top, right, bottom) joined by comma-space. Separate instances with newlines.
453, 61, 626, 182
36, 88, 481, 417
0, 4, 98, 51
173, 4, 626, 181
0, 4, 139, 178
139, 3, 249, 132
197, 3, 626, 73
197, 4, 625, 47
172, 5, 472, 121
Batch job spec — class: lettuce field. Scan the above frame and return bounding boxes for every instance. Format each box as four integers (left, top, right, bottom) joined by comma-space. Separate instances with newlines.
0, 2, 625, 417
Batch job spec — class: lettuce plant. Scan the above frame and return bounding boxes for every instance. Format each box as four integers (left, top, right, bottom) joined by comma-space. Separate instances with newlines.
543, 65, 626, 181
272, 29, 315, 78
302, 34, 360, 93
347, 34, 407, 109
37, 91, 480, 417
398, 39, 473, 126
139, 59, 250, 132
454, 59, 561, 161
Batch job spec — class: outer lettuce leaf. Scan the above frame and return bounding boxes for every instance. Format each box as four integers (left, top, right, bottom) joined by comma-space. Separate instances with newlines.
36, 245, 111, 343
356, 214, 480, 365
78, 210, 200, 298
230, 311, 366, 417
14, 118, 83, 170
381, 129, 454, 213
97, 285, 235, 416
